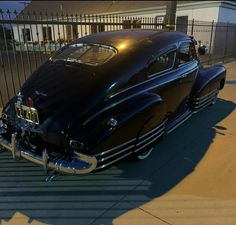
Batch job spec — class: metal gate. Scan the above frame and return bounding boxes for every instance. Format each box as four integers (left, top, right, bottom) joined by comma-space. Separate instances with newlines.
0, 10, 163, 107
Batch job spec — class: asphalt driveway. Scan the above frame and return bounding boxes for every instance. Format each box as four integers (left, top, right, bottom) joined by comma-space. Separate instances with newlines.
0, 61, 236, 225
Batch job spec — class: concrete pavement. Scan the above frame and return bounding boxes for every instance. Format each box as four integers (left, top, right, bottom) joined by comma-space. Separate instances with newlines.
224, 60, 236, 81
112, 83, 236, 225
0, 61, 236, 225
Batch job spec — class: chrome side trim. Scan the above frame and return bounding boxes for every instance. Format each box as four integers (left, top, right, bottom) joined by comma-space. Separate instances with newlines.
96, 122, 165, 162
0, 133, 97, 175
193, 94, 216, 107
95, 151, 132, 170
137, 127, 164, 147
194, 89, 218, 101
193, 96, 215, 110
135, 132, 163, 153
194, 99, 215, 113
139, 122, 164, 140
192, 90, 218, 111
94, 138, 136, 157
97, 144, 135, 163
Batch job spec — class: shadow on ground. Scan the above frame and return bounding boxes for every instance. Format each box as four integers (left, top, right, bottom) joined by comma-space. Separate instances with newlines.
0, 98, 235, 225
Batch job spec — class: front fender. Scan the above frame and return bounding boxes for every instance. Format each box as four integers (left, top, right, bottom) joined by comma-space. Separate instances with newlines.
191, 65, 226, 98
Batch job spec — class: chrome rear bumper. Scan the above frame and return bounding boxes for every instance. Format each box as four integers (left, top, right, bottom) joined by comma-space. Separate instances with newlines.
0, 132, 97, 174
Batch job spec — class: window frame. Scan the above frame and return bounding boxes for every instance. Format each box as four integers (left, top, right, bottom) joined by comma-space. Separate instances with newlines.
22, 28, 31, 42
177, 40, 197, 67
52, 43, 117, 66
91, 24, 105, 34
147, 49, 177, 78
123, 20, 132, 29
42, 26, 52, 41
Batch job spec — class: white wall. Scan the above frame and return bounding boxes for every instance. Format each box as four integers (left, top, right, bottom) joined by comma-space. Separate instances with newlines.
218, 7, 236, 23
176, 7, 219, 22
103, 3, 220, 22
13, 24, 76, 43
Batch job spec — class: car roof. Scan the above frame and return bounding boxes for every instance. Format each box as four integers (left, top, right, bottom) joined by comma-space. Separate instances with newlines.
75, 29, 190, 51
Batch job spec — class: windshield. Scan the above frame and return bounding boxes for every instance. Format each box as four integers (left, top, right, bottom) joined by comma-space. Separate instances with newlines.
52, 43, 117, 66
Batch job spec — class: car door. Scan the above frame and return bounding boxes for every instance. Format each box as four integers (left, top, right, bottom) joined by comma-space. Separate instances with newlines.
175, 41, 199, 114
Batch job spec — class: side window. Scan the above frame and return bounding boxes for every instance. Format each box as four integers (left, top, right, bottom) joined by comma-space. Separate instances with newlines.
178, 42, 197, 64
149, 51, 176, 75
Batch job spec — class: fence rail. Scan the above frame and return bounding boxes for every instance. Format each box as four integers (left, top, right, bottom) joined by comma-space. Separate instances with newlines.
0, 9, 236, 108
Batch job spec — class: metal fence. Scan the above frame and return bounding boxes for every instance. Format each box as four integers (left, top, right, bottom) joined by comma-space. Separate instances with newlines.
181, 19, 236, 65
0, 9, 236, 108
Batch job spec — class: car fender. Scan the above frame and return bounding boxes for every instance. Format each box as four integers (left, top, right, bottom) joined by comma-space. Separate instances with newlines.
191, 65, 226, 98
68, 92, 166, 155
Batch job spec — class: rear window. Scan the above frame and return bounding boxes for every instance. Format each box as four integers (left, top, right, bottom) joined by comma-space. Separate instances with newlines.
52, 43, 117, 66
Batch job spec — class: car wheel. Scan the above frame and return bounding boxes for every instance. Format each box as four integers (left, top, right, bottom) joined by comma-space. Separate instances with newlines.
136, 147, 154, 160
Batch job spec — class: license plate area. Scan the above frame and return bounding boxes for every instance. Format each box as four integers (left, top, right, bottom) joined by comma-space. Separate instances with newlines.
15, 103, 39, 124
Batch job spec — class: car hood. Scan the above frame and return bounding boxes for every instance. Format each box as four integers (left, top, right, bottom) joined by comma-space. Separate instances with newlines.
20, 61, 108, 131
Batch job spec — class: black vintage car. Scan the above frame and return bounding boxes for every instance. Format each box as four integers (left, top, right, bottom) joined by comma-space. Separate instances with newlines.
0, 30, 226, 175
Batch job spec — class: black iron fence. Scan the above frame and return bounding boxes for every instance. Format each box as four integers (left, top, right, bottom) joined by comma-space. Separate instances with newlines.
0, 9, 236, 108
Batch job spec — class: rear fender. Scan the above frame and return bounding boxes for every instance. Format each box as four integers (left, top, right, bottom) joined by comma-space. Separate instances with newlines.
69, 93, 166, 155
92, 92, 166, 155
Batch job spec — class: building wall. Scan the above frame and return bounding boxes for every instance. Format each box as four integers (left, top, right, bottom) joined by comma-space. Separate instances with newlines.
11, 1, 236, 56
213, 5, 236, 57
218, 6, 236, 23
176, 7, 219, 22
12, 16, 156, 47
104, 2, 221, 21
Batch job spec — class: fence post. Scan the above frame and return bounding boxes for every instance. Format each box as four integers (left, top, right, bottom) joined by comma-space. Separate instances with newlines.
0, 10, 10, 100
0, 9, 17, 96
208, 20, 214, 65
223, 22, 229, 63
0, 90, 4, 108
8, 9, 22, 92
191, 18, 194, 36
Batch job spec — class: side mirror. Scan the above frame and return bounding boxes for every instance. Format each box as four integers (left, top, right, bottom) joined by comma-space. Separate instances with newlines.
198, 45, 207, 55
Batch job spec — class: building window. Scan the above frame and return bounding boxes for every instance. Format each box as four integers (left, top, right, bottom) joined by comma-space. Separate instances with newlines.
123, 20, 132, 29
42, 27, 52, 41
155, 16, 164, 24
155, 16, 164, 29
133, 20, 142, 29
22, 28, 31, 42
91, 24, 105, 34
123, 20, 142, 29
66, 25, 73, 41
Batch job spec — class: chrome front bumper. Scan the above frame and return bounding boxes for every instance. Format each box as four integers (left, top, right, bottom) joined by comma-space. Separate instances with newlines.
0, 132, 97, 174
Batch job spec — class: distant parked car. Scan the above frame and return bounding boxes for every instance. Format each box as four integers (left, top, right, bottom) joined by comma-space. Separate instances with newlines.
0, 30, 226, 175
